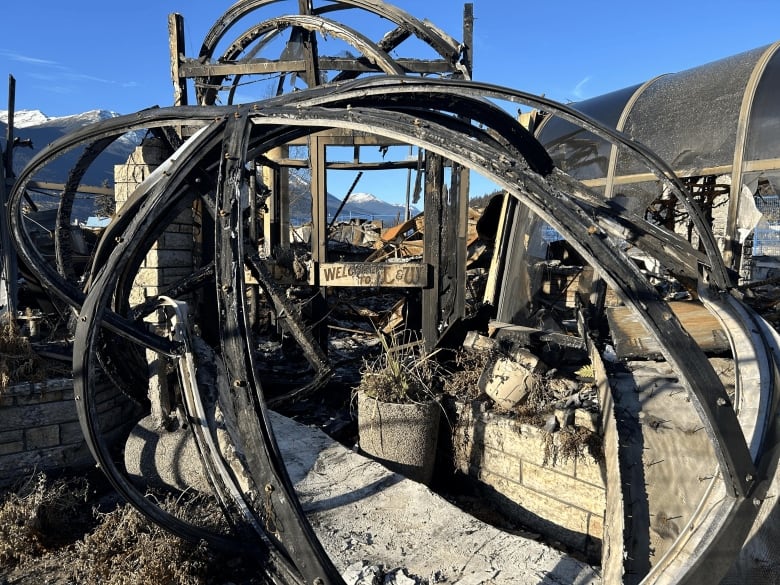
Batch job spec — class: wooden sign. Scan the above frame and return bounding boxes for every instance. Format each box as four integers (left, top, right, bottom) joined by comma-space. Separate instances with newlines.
319, 262, 428, 287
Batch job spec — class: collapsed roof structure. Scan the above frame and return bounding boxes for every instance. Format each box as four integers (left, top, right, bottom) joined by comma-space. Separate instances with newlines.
3, 1, 780, 584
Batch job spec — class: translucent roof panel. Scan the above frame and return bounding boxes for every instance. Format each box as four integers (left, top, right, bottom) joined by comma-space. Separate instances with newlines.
745, 46, 780, 163
610, 180, 660, 218
615, 46, 768, 177
536, 84, 641, 181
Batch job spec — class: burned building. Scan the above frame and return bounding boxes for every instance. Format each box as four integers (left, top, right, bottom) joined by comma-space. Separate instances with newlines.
3, 2, 780, 584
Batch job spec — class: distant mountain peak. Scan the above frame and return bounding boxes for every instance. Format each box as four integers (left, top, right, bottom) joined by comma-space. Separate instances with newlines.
0, 109, 120, 129
348, 192, 380, 204
0, 109, 50, 128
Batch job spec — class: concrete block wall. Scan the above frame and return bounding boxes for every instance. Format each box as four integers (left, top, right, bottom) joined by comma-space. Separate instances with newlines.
0, 378, 139, 488
114, 138, 195, 309
453, 401, 606, 560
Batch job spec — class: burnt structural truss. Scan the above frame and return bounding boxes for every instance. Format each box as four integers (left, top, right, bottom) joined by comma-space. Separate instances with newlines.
6, 1, 780, 584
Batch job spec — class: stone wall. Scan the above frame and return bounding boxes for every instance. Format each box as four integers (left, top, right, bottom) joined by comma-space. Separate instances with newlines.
453, 401, 606, 560
114, 137, 195, 310
0, 378, 138, 488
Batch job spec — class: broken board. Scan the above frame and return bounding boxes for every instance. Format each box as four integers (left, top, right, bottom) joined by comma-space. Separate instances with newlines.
606, 301, 730, 359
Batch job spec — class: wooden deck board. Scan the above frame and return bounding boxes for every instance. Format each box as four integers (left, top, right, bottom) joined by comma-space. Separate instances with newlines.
606, 301, 730, 359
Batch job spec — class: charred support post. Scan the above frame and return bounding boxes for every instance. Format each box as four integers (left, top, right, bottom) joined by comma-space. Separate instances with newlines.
1, 75, 18, 316
577, 266, 607, 332
168, 14, 188, 107
422, 152, 447, 350
3, 75, 14, 179
462, 4, 474, 79
308, 134, 329, 350
297, 0, 321, 88
453, 162, 467, 333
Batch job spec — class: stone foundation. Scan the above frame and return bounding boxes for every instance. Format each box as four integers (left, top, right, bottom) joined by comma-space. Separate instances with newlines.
0, 378, 139, 489
452, 401, 606, 560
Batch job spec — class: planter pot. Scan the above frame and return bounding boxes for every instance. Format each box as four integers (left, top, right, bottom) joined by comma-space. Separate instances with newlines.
357, 392, 441, 486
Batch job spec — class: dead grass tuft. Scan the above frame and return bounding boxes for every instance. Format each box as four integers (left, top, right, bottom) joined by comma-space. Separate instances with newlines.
442, 348, 492, 400
66, 503, 213, 585
0, 472, 89, 568
0, 473, 266, 584
0, 315, 66, 393
543, 425, 604, 467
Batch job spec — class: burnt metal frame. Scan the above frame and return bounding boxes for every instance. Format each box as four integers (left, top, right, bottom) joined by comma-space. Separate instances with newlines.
167, 0, 476, 361
170, 0, 469, 108
9, 74, 779, 583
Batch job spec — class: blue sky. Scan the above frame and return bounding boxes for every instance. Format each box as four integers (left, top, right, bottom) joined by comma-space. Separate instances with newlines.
4, 0, 780, 200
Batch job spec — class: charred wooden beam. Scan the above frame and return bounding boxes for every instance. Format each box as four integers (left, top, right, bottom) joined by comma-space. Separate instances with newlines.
180, 57, 454, 77
168, 13, 188, 106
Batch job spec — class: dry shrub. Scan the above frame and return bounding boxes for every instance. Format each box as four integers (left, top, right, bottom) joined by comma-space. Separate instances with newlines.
0, 472, 89, 568
543, 426, 604, 467
0, 315, 49, 392
66, 503, 213, 585
442, 348, 492, 400
0, 473, 267, 584
510, 375, 554, 424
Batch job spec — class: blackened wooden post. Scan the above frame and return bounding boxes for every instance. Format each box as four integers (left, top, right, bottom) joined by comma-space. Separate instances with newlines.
308, 134, 329, 350
4, 75, 14, 179
310, 135, 328, 273
1, 75, 18, 317
462, 3, 474, 79
422, 152, 446, 351
297, 0, 321, 88
453, 161, 467, 332
168, 14, 188, 106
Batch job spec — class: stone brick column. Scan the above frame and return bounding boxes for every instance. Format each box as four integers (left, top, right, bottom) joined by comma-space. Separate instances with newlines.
113, 137, 195, 310
114, 137, 196, 426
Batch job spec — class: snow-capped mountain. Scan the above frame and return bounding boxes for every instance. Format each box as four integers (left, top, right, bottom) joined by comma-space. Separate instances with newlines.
0, 108, 118, 129
2, 109, 421, 225
0, 109, 50, 128
0, 109, 141, 192
338, 192, 421, 222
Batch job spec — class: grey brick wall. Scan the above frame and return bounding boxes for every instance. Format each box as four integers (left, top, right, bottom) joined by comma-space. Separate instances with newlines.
0, 378, 139, 488
453, 402, 606, 559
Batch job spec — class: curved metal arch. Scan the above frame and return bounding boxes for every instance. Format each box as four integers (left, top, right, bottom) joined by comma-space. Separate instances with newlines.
244, 103, 765, 584
199, 14, 405, 105
199, 0, 460, 64
256, 88, 554, 175
55, 135, 117, 282
287, 75, 733, 289
65, 99, 766, 585
725, 40, 780, 267
70, 119, 255, 548
12, 74, 777, 582
639, 286, 777, 584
